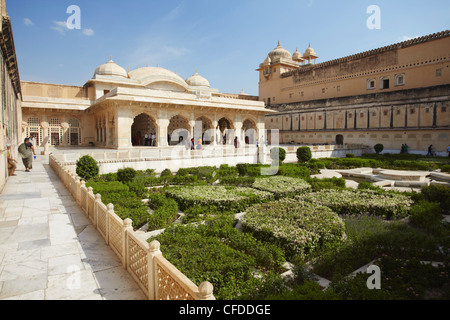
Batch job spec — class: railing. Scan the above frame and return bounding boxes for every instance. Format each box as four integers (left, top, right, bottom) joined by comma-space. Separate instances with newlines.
49, 154, 215, 300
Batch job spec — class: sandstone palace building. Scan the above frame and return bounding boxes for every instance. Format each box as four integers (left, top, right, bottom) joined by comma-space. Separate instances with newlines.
261, 31, 450, 154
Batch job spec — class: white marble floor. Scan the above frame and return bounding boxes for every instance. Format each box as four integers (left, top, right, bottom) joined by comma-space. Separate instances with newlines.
0, 156, 146, 300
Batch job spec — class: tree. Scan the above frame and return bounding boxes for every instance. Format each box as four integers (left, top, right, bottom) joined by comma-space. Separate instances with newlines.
76, 155, 99, 180
374, 144, 384, 154
297, 146, 312, 163
270, 147, 286, 164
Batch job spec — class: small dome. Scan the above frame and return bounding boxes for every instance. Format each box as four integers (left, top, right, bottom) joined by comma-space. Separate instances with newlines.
268, 41, 292, 61
186, 71, 210, 88
303, 43, 318, 59
263, 55, 271, 66
94, 58, 128, 78
292, 49, 304, 62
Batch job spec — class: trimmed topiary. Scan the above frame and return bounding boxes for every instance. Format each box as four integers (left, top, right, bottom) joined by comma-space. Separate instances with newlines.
270, 147, 286, 163
76, 155, 99, 180
374, 144, 384, 154
297, 146, 312, 163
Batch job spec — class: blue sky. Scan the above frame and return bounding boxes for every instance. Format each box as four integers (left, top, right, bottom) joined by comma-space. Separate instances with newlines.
6, 0, 450, 96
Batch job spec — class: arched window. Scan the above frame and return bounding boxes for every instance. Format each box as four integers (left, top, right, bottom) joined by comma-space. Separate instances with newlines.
26, 117, 43, 146
48, 118, 62, 146
67, 118, 81, 146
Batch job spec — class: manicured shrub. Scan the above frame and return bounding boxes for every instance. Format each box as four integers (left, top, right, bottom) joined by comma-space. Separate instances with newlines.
409, 201, 445, 236
270, 147, 286, 163
421, 184, 450, 214
76, 155, 99, 180
346, 153, 355, 158
146, 193, 179, 231
160, 168, 173, 177
297, 146, 312, 163
252, 176, 311, 199
308, 177, 346, 192
277, 164, 311, 179
296, 189, 413, 220
165, 185, 274, 213
374, 144, 384, 154
86, 181, 129, 194
117, 168, 137, 183
149, 216, 286, 300
242, 199, 346, 260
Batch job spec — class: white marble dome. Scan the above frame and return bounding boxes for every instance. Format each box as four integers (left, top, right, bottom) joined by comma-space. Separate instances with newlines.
94, 58, 128, 78
186, 71, 210, 88
268, 41, 292, 61
128, 66, 190, 91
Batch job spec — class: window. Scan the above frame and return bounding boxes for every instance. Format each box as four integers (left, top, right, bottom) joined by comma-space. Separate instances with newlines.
348, 113, 353, 119
442, 107, 447, 113
436, 69, 442, 77
425, 108, 430, 113
380, 77, 390, 89
301, 92, 304, 97
318, 116, 322, 121
410, 109, 415, 115
383, 110, 388, 116
289, 93, 293, 98
367, 79, 376, 90
395, 74, 405, 86
322, 88, 326, 93
337, 86, 341, 92
104, 90, 110, 95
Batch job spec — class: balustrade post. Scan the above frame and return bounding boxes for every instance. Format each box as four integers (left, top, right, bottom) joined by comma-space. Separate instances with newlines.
148, 240, 162, 300
122, 218, 133, 269
87, 187, 93, 218
105, 203, 113, 245
94, 193, 101, 228
197, 282, 215, 300
75, 178, 81, 204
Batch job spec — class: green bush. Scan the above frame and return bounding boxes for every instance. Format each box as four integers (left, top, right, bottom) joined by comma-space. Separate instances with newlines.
346, 153, 355, 158
86, 181, 129, 194
409, 201, 445, 236
126, 181, 148, 198
297, 146, 312, 163
76, 155, 99, 180
421, 184, 450, 214
277, 164, 310, 179
252, 176, 311, 199
296, 189, 413, 220
374, 144, 384, 154
160, 168, 173, 177
242, 199, 346, 260
146, 193, 179, 231
117, 168, 137, 183
149, 216, 286, 300
165, 185, 274, 213
308, 177, 346, 192
270, 147, 286, 163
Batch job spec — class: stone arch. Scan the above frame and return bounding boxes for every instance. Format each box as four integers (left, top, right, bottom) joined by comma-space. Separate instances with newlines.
132, 113, 158, 146
242, 118, 258, 145
217, 117, 235, 145
196, 115, 214, 145
168, 114, 190, 145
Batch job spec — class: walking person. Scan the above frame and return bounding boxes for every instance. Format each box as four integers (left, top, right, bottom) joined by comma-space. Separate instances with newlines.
447, 144, 450, 157
427, 144, 434, 157
18, 138, 36, 172
6, 144, 17, 176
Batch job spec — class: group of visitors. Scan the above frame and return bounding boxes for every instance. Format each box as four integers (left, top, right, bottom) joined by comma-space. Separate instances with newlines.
7, 137, 37, 176
400, 144, 409, 154
144, 132, 156, 146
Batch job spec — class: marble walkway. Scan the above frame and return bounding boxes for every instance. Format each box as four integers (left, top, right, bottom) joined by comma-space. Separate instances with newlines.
0, 156, 146, 300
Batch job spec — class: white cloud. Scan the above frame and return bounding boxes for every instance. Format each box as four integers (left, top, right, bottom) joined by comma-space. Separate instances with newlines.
83, 28, 95, 36
400, 35, 419, 42
51, 21, 69, 35
23, 18, 34, 26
